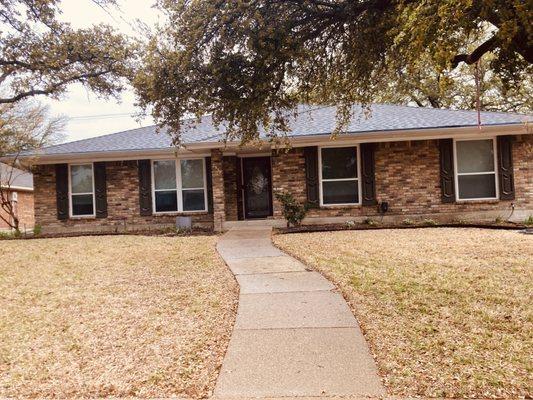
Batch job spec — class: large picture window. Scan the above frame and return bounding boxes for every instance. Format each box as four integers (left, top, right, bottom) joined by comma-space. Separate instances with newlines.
152, 159, 207, 213
70, 163, 95, 217
319, 146, 360, 205
455, 139, 498, 200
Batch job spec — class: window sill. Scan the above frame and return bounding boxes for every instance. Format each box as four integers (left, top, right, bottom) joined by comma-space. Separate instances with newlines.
320, 204, 362, 209
69, 215, 96, 220
152, 211, 208, 216
455, 199, 500, 204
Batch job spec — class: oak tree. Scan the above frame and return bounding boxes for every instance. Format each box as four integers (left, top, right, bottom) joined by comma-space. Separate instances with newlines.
134, 0, 532, 145
1, 0, 135, 104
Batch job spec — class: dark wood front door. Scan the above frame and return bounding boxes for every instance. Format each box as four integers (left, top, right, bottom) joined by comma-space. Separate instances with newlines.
242, 157, 273, 219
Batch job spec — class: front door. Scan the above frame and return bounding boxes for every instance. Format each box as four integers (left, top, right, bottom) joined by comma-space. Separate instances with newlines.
242, 157, 273, 219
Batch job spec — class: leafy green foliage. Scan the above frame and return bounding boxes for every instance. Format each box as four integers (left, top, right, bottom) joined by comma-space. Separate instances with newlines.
33, 224, 42, 236
525, 215, 533, 226
0, 0, 135, 104
135, 0, 532, 145
275, 192, 307, 228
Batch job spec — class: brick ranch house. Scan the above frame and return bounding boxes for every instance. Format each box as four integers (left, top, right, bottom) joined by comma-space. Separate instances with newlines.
0, 163, 34, 231
6, 104, 532, 234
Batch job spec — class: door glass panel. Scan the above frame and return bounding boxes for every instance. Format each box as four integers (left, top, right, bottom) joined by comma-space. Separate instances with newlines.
244, 158, 271, 218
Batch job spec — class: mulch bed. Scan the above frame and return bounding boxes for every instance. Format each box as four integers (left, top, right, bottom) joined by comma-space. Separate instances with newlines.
276, 221, 531, 234
0, 227, 215, 240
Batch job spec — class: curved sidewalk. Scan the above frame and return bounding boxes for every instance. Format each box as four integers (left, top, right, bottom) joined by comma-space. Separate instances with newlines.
214, 226, 385, 398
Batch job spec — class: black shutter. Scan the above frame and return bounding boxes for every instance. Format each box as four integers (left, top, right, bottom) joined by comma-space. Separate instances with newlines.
360, 143, 377, 205
303, 147, 319, 208
439, 139, 455, 203
205, 157, 213, 213
236, 157, 244, 220
138, 160, 152, 216
55, 164, 69, 220
94, 162, 108, 218
497, 135, 515, 200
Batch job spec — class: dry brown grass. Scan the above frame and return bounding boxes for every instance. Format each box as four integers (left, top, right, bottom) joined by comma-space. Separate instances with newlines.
274, 228, 533, 398
0, 235, 238, 398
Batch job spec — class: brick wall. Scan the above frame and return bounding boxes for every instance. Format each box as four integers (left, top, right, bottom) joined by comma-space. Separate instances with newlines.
270, 135, 533, 222
211, 150, 226, 231
33, 161, 213, 234
223, 156, 238, 221
271, 148, 307, 218
31, 135, 533, 233
0, 189, 34, 231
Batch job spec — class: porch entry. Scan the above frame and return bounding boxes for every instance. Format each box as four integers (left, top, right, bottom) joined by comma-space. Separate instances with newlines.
241, 156, 273, 219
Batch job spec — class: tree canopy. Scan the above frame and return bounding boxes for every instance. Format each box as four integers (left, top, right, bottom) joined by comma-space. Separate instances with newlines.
134, 0, 532, 145
0, 0, 135, 104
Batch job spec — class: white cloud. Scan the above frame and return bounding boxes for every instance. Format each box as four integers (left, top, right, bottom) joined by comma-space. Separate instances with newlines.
44, 0, 162, 142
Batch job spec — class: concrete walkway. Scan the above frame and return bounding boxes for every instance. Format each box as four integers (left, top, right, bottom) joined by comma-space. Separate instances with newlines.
214, 226, 385, 398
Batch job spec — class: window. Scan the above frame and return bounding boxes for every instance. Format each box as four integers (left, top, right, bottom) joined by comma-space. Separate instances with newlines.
319, 146, 360, 205
70, 164, 95, 217
152, 159, 207, 213
455, 139, 498, 200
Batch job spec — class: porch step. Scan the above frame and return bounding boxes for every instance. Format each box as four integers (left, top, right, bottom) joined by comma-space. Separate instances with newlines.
223, 219, 286, 230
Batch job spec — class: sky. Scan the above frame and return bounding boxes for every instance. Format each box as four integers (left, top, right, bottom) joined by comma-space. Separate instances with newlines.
43, 0, 162, 142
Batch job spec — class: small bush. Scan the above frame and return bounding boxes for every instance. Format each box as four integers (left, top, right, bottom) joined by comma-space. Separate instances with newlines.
525, 215, 533, 226
402, 218, 415, 226
0, 231, 13, 239
423, 219, 437, 226
363, 218, 378, 226
275, 191, 308, 227
345, 220, 357, 228
33, 224, 42, 236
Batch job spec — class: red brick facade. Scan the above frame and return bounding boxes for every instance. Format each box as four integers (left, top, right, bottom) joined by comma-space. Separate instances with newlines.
32, 134, 532, 233
0, 189, 34, 231
33, 161, 212, 234
270, 135, 532, 223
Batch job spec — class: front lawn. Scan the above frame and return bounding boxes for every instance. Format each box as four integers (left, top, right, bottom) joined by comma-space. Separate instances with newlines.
0, 235, 238, 398
274, 228, 532, 398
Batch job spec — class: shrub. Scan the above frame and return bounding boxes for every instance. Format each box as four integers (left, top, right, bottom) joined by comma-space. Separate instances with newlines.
402, 218, 415, 226
33, 224, 42, 236
363, 218, 378, 226
423, 218, 437, 226
275, 191, 308, 227
0, 231, 13, 239
525, 215, 533, 226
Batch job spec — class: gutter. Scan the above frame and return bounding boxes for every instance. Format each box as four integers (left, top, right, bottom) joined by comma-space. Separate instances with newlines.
0, 185, 33, 192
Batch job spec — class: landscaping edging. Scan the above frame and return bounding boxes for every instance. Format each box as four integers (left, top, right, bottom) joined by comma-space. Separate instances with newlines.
275, 222, 530, 234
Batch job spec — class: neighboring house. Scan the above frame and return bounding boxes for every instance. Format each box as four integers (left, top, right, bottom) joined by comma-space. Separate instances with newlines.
0, 163, 34, 231
4, 104, 532, 234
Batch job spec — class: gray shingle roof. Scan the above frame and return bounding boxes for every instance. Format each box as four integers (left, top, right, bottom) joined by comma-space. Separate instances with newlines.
0, 163, 33, 189
34, 104, 531, 156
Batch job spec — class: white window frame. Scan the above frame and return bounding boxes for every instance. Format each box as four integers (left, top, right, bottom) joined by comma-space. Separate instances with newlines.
151, 158, 208, 214
318, 145, 362, 207
69, 163, 96, 218
453, 137, 499, 202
